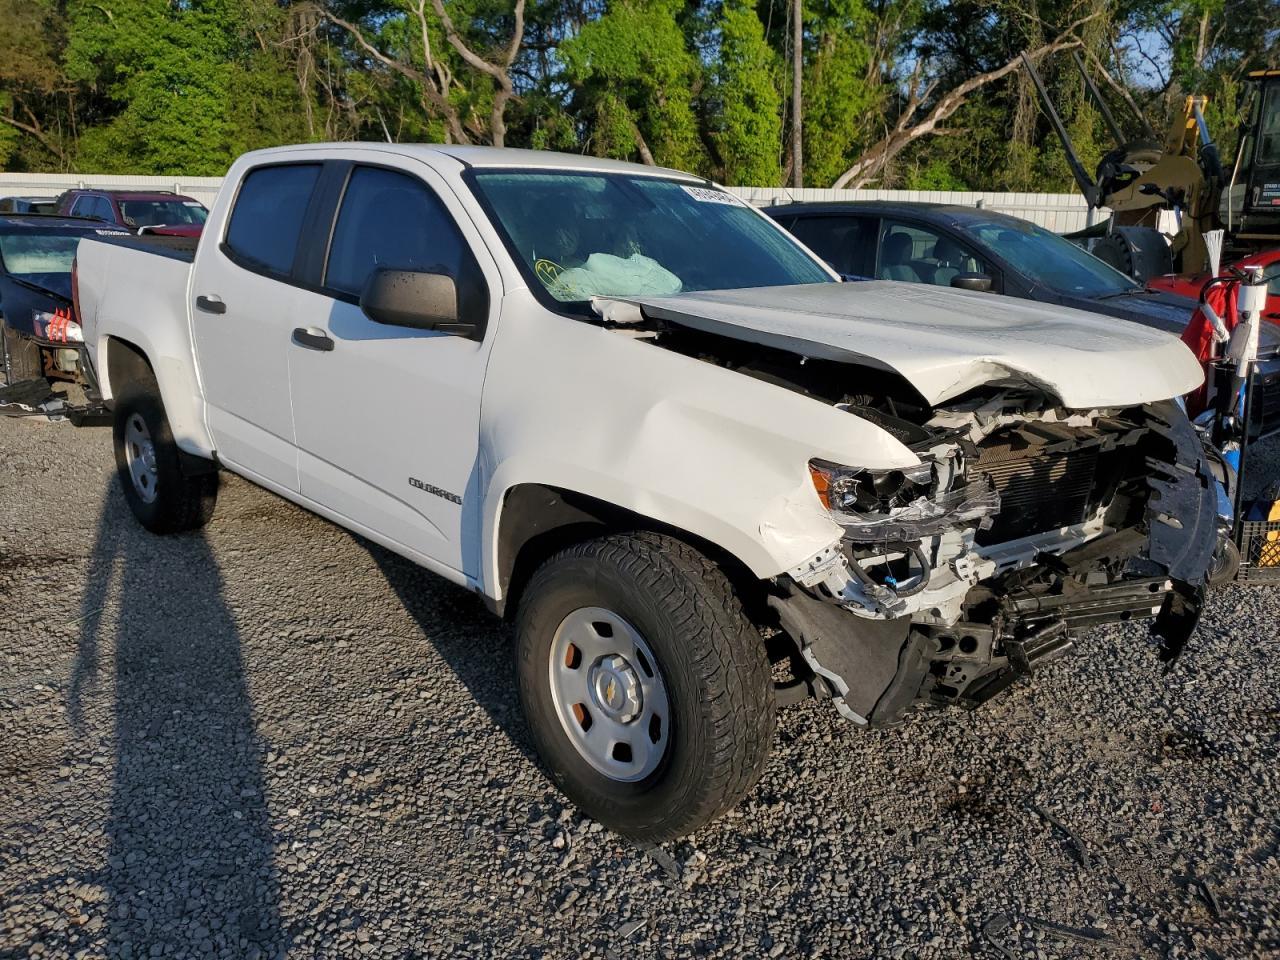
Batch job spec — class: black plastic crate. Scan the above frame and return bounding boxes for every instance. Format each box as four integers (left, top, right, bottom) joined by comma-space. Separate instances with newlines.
1238, 519, 1280, 583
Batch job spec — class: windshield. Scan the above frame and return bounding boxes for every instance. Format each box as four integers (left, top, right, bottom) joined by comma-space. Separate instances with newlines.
967, 218, 1138, 297
119, 200, 208, 228
0, 232, 80, 282
471, 172, 832, 305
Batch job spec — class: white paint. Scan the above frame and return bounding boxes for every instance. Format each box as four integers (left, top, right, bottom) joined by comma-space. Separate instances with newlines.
618, 281, 1205, 408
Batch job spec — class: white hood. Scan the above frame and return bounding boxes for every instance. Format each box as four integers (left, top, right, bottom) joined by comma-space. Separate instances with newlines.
610, 282, 1205, 408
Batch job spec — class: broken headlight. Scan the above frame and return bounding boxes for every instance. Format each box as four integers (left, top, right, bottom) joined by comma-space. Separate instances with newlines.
32, 308, 83, 343
808, 459, 934, 513
809, 457, 999, 542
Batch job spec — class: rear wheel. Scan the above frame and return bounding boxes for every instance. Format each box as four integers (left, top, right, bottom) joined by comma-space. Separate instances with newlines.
516, 532, 774, 842
112, 372, 217, 534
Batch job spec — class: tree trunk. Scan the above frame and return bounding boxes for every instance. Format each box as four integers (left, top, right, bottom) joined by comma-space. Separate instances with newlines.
791, 0, 803, 188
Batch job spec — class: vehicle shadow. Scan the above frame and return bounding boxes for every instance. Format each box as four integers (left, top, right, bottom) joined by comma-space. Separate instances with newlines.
67, 488, 282, 957
361, 537, 540, 767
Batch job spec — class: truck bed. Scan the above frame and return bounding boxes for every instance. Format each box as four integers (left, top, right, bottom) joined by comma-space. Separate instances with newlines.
84, 231, 198, 263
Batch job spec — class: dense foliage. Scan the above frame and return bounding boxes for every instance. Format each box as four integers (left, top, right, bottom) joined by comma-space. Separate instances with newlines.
0, 0, 1275, 187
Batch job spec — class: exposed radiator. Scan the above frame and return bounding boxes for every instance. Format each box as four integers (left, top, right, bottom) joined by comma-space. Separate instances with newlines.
974, 435, 1102, 544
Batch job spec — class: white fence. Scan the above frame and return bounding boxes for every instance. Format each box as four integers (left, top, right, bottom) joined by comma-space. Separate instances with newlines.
0, 173, 225, 209
0, 172, 1099, 232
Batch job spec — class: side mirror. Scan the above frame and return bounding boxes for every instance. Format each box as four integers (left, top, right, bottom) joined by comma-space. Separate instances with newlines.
951, 272, 993, 292
360, 268, 473, 336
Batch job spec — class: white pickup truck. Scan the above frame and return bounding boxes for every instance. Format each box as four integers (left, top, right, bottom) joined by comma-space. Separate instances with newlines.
74, 144, 1220, 840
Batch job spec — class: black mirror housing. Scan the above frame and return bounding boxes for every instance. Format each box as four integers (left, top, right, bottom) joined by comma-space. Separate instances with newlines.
360, 268, 474, 336
951, 272, 993, 292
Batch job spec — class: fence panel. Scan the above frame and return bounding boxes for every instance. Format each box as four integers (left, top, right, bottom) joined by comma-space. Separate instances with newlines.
0, 172, 1099, 232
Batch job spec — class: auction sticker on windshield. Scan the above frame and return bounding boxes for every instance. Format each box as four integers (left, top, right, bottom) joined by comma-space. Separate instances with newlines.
681, 185, 742, 205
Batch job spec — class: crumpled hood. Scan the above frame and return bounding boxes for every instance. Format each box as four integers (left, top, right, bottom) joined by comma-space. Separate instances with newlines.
610, 281, 1206, 408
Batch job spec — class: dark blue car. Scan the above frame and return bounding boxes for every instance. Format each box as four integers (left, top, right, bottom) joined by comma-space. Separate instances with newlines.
0, 214, 126, 389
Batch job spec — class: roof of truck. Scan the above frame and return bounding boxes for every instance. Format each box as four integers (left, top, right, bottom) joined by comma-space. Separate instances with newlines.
243, 142, 702, 180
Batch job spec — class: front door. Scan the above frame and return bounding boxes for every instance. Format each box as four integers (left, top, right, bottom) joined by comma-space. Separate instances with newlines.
287, 161, 499, 576
190, 162, 323, 491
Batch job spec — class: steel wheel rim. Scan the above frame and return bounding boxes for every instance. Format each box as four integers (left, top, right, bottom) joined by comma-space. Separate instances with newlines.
548, 606, 670, 783
123, 413, 158, 504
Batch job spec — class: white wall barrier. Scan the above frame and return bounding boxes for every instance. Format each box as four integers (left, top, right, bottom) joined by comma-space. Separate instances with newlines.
0, 172, 1099, 233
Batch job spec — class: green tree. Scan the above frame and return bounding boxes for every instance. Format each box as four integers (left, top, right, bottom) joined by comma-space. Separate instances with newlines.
66, 0, 235, 174
560, 0, 705, 170
712, 0, 784, 184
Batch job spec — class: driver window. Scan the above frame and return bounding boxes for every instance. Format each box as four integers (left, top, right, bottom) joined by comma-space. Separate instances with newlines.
324, 166, 487, 321
878, 220, 987, 287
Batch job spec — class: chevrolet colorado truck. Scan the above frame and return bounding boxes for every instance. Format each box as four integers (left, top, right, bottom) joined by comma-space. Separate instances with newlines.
73, 144, 1219, 841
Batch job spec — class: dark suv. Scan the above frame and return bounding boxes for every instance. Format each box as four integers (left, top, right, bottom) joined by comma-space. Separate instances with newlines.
54, 189, 208, 237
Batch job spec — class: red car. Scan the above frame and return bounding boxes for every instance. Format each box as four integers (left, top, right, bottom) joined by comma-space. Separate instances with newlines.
54, 189, 208, 238
1147, 248, 1280, 324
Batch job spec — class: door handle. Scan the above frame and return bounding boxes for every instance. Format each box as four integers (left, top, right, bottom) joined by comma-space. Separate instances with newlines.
292, 327, 334, 352
195, 295, 225, 314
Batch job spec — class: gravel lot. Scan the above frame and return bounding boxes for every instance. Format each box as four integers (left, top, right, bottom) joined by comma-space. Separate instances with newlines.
1, 414, 1278, 960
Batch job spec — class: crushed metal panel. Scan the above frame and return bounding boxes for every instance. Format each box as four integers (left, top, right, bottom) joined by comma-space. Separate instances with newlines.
606, 281, 1206, 407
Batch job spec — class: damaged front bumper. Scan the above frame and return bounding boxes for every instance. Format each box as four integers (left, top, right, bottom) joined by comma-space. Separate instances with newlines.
773, 398, 1220, 726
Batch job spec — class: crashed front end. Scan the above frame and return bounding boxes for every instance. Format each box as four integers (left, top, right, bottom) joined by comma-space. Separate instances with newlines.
772, 390, 1219, 727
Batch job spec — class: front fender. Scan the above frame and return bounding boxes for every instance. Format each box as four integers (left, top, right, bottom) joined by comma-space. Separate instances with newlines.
476, 294, 920, 600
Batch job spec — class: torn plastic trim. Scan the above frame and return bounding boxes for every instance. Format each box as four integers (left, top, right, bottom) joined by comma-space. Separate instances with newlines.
831, 476, 1000, 543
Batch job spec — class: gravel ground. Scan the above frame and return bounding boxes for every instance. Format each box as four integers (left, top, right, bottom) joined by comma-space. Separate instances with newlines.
1, 415, 1278, 960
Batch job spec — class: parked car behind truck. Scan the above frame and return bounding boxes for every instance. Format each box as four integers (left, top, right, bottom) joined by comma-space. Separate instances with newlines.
0, 213, 127, 402
55, 189, 208, 237
73, 144, 1219, 841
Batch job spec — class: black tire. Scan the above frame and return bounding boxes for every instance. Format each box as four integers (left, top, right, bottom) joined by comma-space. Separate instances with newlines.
515, 531, 774, 842
1207, 536, 1241, 588
112, 373, 217, 534
2, 323, 42, 382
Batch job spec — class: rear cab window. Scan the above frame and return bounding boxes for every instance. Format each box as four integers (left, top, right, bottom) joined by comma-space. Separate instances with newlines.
224, 164, 322, 277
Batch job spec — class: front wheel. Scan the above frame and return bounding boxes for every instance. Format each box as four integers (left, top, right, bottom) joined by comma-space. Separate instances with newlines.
516, 532, 775, 842
112, 377, 217, 534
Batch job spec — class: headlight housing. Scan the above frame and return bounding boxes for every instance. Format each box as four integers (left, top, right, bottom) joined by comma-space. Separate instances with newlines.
809, 457, 999, 542
33, 307, 83, 343
808, 459, 934, 514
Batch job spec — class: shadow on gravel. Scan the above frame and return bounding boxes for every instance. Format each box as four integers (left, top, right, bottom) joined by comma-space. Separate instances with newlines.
364, 540, 540, 766
67, 491, 282, 958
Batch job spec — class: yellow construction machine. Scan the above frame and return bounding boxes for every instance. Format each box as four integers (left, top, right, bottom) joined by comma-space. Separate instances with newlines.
1022, 53, 1280, 281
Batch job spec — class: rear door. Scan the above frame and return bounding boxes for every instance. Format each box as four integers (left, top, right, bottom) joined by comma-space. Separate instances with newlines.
287, 158, 501, 576
189, 162, 323, 491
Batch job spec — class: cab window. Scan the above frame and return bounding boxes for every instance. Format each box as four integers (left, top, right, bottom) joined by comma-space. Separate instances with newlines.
323, 165, 487, 322
224, 164, 322, 276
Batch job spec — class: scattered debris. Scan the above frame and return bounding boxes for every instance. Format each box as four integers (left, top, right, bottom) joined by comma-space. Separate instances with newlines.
1195, 876, 1222, 922
639, 844, 680, 882
1025, 916, 1119, 947
1028, 801, 1092, 869
617, 918, 646, 939
980, 913, 1017, 960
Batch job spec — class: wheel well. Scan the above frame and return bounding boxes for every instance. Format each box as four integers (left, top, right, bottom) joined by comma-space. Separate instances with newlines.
105, 336, 154, 399
495, 484, 764, 621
